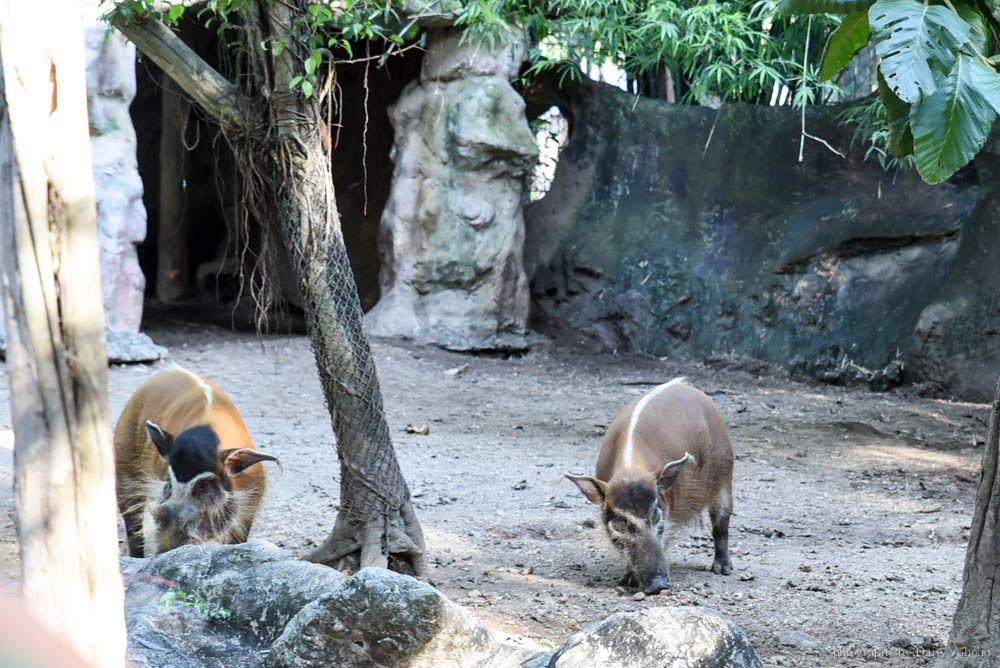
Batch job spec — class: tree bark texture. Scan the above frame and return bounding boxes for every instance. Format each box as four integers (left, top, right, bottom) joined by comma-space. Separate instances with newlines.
943, 374, 1000, 667
263, 0, 426, 574
157, 76, 191, 302
0, 1, 127, 665
111, 3, 426, 575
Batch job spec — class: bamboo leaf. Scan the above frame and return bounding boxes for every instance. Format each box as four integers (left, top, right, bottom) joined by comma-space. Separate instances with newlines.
869, 0, 970, 103
911, 53, 996, 183
819, 12, 871, 81
780, 0, 875, 14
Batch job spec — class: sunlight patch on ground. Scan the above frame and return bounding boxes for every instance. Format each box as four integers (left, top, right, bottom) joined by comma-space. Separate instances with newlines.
0, 427, 12, 452
834, 490, 949, 515
846, 443, 974, 471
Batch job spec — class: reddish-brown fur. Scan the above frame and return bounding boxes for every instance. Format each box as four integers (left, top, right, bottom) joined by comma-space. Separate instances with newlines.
598, 382, 733, 524
568, 379, 734, 592
114, 370, 272, 556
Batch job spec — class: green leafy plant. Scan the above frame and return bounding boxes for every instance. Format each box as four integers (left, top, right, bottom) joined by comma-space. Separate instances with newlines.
460, 0, 842, 109
838, 94, 916, 169
783, 0, 1000, 183
160, 590, 233, 621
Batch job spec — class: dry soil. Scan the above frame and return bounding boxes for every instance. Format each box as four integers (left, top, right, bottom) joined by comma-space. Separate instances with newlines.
0, 318, 990, 667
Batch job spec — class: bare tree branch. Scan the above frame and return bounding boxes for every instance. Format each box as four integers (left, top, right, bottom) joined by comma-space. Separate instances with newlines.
110, 13, 249, 132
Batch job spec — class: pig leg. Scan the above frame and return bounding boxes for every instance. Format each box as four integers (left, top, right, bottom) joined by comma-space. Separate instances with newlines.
122, 508, 145, 557
709, 490, 733, 575
618, 571, 639, 588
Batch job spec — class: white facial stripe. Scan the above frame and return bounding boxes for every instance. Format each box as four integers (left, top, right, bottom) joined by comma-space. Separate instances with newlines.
623, 377, 687, 468
168, 469, 218, 499
617, 510, 647, 530
180, 367, 213, 406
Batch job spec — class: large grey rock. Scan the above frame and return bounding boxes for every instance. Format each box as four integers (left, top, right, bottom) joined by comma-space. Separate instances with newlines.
83, 0, 147, 334
106, 329, 166, 363
367, 28, 538, 352
421, 28, 526, 81
120, 543, 533, 668
551, 607, 763, 668
122, 542, 346, 667
266, 568, 533, 668
401, 0, 462, 28
0, 327, 164, 364
523, 76, 993, 398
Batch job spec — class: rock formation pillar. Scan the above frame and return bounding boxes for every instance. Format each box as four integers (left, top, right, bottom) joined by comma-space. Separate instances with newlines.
365, 29, 538, 351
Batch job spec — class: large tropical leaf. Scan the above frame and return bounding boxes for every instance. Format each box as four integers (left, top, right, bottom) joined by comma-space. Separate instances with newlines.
780, 0, 875, 14
967, 55, 1000, 116
954, 2, 989, 54
981, 0, 1000, 25
869, 0, 970, 103
877, 69, 914, 157
911, 53, 996, 183
819, 12, 871, 81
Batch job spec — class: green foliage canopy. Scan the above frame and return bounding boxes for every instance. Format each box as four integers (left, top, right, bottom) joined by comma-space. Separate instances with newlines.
462, 0, 840, 106
783, 0, 1000, 183
110, 0, 842, 110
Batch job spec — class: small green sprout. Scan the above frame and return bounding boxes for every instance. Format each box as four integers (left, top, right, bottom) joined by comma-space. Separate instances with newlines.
159, 590, 232, 621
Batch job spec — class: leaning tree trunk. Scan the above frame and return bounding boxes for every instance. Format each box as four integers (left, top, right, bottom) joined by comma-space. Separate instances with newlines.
111, 3, 426, 575
0, 2, 127, 665
263, 1, 425, 574
942, 374, 1000, 667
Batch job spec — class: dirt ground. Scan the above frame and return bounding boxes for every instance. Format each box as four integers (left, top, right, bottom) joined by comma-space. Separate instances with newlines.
0, 317, 990, 667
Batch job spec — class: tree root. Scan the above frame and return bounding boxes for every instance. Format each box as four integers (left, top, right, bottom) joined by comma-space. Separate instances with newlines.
305, 500, 426, 577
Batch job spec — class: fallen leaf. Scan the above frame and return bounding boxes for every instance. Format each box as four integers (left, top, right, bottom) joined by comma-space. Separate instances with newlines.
405, 424, 430, 435
445, 364, 470, 376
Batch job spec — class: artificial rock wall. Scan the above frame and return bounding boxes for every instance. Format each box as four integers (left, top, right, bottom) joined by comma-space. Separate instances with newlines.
365, 29, 538, 351
1, 3, 151, 360
523, 76, 996, 399
84, 0, 147, 334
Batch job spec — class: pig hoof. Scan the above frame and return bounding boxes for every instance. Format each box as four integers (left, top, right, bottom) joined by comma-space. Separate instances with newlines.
712, 560, 732, 576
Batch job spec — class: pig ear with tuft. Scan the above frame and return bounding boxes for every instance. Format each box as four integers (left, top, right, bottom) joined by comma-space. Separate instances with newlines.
220, 448, 281, 477
656, 452, 693, 494
565, 474, 609, 505
145, 421, 174, 458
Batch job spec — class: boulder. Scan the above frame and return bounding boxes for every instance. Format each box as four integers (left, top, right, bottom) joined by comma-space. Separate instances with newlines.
266, 569, 533, 668
122, 542, 345, 668
120, 542, 533, 668
106, 329, 166, 364
550, 607, 763, 668
120, 543, 763, 668
0, 327, 164, 364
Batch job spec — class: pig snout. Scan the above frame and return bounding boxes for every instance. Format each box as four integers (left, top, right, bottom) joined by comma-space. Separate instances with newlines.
643, 574, 671, 595
629, 535, 672, 594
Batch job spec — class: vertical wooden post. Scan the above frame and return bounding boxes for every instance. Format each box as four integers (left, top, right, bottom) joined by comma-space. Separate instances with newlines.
0, 1, 127, 665
157, 76, 191, 302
